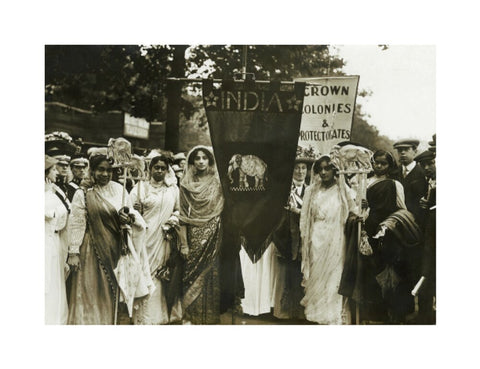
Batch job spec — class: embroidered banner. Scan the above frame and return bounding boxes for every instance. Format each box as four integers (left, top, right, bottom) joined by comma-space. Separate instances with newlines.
203, 79, 306, 262
295, 76, 360, 157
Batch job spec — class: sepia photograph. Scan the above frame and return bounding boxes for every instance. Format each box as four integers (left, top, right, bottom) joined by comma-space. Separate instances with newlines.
3, 2, 479, 368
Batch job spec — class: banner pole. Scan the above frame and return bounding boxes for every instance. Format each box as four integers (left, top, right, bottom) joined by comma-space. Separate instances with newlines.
242, 45, 248, 80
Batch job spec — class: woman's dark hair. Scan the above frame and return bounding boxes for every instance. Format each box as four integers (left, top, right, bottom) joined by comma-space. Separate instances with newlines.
89, 154, 113, 171
372, 150, 399, 178
312, 156, 338, 176
149, 155, 171, 171
188, 147, 215, 166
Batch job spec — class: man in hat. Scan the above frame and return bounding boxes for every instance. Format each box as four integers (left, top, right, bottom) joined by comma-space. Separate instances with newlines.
172, 164, 183, 185
66, 154, 89, 202
393, 139, 428, 223
173, 152, 187, 169
414, 140, 436, 324
272, 155, 314, 320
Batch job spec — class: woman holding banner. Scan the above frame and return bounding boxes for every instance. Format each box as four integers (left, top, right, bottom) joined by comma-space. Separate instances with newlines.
66, 154, 151, 324
131, 155, 182, 324
178, 146, 224, 324
300, 155, 360, 324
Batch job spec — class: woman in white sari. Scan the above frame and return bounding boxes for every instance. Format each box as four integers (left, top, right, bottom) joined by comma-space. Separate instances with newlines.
300, 155, 359, 324
131, 155, 182, 324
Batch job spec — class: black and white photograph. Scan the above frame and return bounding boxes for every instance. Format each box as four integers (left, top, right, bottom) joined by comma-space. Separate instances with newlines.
43, 44, 436, 326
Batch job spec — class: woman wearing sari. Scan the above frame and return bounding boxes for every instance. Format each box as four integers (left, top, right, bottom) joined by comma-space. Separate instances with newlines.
45, 155, 69, 324
131, 155, 182, 324
300, 155, 360, 324
178, 146, 224, 324
362, 150, 418, 323
66, 154, 153, 324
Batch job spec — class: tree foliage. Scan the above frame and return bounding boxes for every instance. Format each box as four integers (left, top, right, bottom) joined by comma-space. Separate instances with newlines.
45, 44, 394, 152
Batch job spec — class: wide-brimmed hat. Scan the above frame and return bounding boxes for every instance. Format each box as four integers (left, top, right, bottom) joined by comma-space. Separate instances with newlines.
393, 139, 420, 150
295, 156, 315, 165
45, 155, 58, 171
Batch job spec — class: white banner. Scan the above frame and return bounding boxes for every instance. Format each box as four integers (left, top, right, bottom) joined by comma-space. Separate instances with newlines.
295, 76, 359, 157
124, 112, 150, 140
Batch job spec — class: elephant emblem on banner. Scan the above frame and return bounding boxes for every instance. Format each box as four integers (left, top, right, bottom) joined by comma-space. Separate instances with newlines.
228, 154, 268, 191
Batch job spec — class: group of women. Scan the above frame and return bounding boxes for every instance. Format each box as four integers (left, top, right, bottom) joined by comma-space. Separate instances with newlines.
45, 145, 223, 325
297, 150, 423, 324
46, 142, 424, 325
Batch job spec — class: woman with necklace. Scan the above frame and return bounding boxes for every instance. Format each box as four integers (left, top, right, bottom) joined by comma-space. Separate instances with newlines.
300, 155, 359, 324
131, 155, 182, 324
178, 146, 224, 324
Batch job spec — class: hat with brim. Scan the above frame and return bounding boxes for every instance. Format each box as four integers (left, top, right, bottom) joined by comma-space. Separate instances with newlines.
173, 152, 187, 162
70, 154, 89, 167
393, 139, 420, 150
52, 154, 71, 165
45, 155, 58, 171
45, 140, 77, 158
415, 150, 435, 163
295, 156, 315, 165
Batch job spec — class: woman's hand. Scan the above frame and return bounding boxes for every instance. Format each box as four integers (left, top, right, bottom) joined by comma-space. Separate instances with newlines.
180, 244, 189, 258
67, 254, 81, 272
133, 202, 144, 214
361, 199, 369, 210
118, 207, 132, 225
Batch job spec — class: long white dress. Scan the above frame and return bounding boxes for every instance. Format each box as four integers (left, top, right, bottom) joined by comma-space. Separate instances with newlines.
300, 182, 356, 324
45, 183, 69, 324
240, 243, 276, 316
130, 179, 182, 324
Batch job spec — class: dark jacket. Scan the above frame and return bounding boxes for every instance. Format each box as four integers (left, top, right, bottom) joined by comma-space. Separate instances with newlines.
399, 163, 428, 223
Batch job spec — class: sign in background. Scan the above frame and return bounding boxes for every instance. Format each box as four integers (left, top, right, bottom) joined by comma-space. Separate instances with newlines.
124, 112, 150, 140
295, 76, 360, 157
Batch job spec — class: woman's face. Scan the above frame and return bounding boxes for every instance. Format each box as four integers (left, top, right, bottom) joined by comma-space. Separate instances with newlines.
193, 150, 209, 172
318, 160, 334, 184
93, 160, 113, 187
293, 162, 308, 182
46, 166, 58, 183
373, 155, 390, 176
151, 160, 168, 182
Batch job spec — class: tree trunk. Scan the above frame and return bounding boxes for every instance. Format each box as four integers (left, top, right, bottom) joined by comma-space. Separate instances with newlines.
165, 45, 187, 153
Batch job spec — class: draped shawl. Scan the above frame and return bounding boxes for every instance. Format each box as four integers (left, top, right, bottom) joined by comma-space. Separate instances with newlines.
178, 146, 224, 226
85, 188, 122, 299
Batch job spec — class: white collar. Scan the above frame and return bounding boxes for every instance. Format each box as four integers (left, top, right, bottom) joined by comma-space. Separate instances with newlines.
292, 179, 305, 188
404, 161, 416, 173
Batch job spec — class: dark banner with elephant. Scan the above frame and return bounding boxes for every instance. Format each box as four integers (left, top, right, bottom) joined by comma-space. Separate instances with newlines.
203, 79, 306, 262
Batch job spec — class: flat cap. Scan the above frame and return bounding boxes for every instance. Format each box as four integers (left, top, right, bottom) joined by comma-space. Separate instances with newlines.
415, 150, 435, 163
173, 152, 187, 162
52, 154, 71, 165
70, 157, 89, 167
393, 139, 420, 149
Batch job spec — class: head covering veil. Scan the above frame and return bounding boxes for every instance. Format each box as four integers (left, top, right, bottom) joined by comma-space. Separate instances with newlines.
299, 154, 356, 281
178, 145, 224, 226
